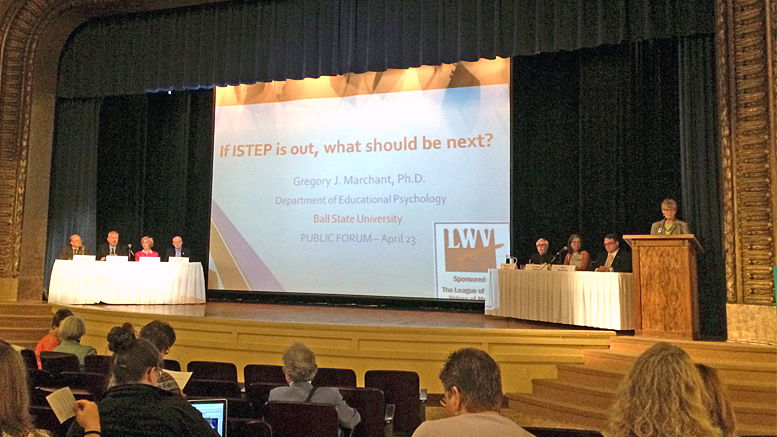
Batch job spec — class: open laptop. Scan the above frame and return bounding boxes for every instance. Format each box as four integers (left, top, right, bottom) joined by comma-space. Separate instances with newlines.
189, 398, 228, 436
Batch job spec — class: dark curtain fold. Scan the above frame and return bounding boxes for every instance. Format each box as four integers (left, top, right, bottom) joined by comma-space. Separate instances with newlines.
511, 39, 681, 261
57, 0, 713, 98
679, 35, 725, 338
44, 98, 102, 291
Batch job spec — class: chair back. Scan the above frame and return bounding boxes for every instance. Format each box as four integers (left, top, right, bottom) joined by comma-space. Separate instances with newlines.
244, 363, 285, 385
338, 387, 387, 437
313, 367, 357, 387
61, 371, 108, 399
184, 379, 242, 398
187, 360, 238, 382
228, 418, 272, 437
364, 370, 421, 434
164, 358, 181, 371
246, 382, 285, 418
30, 405, 73, 437
40, 351, 80, 376
21, 349, 37, 370
265, 401, 339, 437
84, 354, 112, 374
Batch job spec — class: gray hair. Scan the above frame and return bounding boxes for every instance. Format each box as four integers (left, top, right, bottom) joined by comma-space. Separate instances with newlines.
59, 316, 86, 341
661, 199, 678, 210
282, 342, 318, 382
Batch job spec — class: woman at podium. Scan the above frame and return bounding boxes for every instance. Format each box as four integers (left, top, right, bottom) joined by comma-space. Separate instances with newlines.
135, 236, 160, 261
563, 234, 589, 271
650, 199, 690, 235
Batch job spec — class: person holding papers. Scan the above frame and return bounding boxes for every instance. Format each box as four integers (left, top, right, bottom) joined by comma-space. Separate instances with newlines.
134, 236, 159, 261
164, 236, 190, 261
529, 238, 555, 264
139, 320, 182, 396
591, 234, 632, 273
67, 327, 219, 437
57, 234, 88, 260
0, 340, 50, 437
96, 231, 128, 260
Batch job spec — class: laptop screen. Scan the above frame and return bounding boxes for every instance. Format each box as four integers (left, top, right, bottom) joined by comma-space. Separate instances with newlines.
189, 399, 228, 436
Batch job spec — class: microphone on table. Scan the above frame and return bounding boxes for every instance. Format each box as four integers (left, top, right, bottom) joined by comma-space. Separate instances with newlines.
551, 246, 568, 264
127, 243, 134, 259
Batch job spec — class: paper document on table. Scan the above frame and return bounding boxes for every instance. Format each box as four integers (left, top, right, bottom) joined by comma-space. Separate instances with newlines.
165, 369, 193, 388
46, 387, 77, 423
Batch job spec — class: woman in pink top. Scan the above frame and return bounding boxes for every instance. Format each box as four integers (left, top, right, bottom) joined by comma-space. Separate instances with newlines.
134, 236, 159, 261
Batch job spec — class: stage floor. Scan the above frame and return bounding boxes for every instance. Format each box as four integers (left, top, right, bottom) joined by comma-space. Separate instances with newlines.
68, 301, 615, 331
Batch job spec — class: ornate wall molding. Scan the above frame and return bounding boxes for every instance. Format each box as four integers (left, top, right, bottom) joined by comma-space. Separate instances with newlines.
718, 0, 777, 305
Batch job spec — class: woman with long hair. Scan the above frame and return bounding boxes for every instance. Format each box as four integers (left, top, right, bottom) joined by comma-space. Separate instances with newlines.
697, 364, 736, 437
0, 339, 49, 437
605, 342, 719, 437
562, 234, 589, 271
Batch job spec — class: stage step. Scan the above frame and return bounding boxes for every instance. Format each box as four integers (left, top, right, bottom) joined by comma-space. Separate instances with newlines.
507, 337, 777, 435
0, 303, 52, 350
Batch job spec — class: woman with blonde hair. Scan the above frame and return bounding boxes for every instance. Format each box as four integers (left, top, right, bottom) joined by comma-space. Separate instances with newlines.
0, 339, 49, 437
605, 342, 719, 437
697, 364, 736, 437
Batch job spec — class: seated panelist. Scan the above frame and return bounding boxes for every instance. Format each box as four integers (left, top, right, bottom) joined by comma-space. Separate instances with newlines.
57, 234, 88, 260
651, 198, 690, 235
529, 238, 555, 264
590, 234, 632, 273
164, 236, 191, 261
96, 231, 128, 260
134, 236, 159, 261
563, 234, 589, 271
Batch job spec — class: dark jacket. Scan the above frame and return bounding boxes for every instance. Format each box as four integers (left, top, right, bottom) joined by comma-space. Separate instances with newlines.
68, 384, 219, 437
590, 249, 632, 273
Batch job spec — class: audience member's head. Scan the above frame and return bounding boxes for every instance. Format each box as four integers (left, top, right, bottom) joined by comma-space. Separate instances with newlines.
139, 320, 176, 357
107, 325, 161, 386
51, 308, 74, 330
697, 364, 736, 437
0, 339, 34, 434
282, 342, 317, 383
59, 316, 87, 342
606, 342, 717, 437
439, 348, 503, 415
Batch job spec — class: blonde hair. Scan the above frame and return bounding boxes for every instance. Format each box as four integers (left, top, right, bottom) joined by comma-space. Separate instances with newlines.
605, 342, 719, 437
282, 342, 317, 382
697, 364, 736, 437
0, 340, 34, 433
141, 236, 154, 248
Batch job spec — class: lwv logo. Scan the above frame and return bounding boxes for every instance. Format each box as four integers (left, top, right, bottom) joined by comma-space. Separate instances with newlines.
444, 227, 504, 273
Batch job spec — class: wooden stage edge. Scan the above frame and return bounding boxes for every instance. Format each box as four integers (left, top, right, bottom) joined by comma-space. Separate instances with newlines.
53, 301, 619, 394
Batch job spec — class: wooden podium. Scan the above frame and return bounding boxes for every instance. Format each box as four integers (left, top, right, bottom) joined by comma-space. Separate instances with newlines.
623, 235, 703, 340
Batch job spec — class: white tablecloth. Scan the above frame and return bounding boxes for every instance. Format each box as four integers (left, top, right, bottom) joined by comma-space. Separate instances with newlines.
485, 269, 634, 330
49, 260, 206, 305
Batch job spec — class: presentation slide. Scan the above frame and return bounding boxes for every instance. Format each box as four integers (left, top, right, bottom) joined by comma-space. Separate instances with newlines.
209, 58, 511, 300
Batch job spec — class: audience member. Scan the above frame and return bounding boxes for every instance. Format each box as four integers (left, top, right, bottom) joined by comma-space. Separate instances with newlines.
269, 342, 360, 436
412, 348, 534, 437
139, 320, 182, 395
164, 236, 191, 261
34, 308, 73, 369
697, 364, 736, 437
68, 327, 219, 437
563, 234, 589, 271
0, 339, 49, 437
95, 231, 128, 260
529, 238, 554, 264
135, 236, 159, 261
604, 342, 718, 437
52, 316, 96, 370
651, 198, 690, 235
57, 235, 88, 260
591, 234, 632, 272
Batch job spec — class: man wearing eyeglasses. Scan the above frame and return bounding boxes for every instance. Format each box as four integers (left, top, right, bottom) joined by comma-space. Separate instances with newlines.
591, 234, 632, 272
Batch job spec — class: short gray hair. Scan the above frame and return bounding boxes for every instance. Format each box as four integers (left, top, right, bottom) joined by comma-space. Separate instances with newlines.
661, 199, 678, 210
59, 316, 86, 341
282, 342, 317, 382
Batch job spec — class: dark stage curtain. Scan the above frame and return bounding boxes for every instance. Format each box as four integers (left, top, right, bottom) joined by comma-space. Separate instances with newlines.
511, 38, 681, 260
57, 0, 712, 98
45, 91, 214, 287
44, 98, 102, 291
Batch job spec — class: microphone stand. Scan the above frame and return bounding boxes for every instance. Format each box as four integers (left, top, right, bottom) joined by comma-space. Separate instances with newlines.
127, 243, 134, 260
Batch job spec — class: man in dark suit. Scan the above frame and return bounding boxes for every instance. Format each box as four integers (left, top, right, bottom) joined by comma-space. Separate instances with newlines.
95, 231, 129, 260
591, 233, 632, 272
57, 234, 88, 260
164, 236, 191, 261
